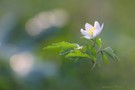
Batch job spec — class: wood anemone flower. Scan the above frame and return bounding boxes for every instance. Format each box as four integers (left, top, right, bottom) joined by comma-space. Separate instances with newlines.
81, 21, 104, 39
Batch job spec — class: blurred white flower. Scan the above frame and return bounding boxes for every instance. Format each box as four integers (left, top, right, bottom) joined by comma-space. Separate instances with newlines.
81, 21, 104, 39
75, 44, 83, 50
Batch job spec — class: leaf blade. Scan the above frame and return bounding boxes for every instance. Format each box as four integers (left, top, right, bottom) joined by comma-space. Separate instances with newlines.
103, 47, 118, 61
65, 50, 90, 58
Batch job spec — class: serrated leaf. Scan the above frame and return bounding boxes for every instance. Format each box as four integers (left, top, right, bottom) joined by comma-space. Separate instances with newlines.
101, 52, 109, 64
65, 50, 90, 58
103, 47, 118, 61
95, 38, 102, 48
59, 49, 73, 55
43, 41, 77, 50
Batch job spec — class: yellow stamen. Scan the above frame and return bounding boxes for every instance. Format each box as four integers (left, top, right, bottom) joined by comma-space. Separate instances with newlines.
87, 27, 96, 36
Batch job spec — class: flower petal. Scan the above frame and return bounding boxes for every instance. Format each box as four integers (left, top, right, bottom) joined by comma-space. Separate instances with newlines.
100, 23, 104, 30
83, 36, 93, 39
93, 24, 104, 37
85, 23, 93, 30
94, 21, 100, 30
93, 30, 99, 37
80, 29, 88, 36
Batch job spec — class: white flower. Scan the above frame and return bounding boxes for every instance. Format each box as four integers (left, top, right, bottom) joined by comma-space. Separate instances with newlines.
75, 43, 83, 50
80, 21, 104, 39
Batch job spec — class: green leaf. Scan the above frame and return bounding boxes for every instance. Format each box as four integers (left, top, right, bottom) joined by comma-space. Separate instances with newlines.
65, 50, 90, 58
101, 52, 109, 64
59, 49, 73, 55
95, 38, 102, 48
43, 41, 77, 50
103, 47, 118, 61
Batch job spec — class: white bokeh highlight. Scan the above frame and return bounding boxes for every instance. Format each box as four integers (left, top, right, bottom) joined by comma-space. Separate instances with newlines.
25, 9, 69, 36
10, 52, 34, 76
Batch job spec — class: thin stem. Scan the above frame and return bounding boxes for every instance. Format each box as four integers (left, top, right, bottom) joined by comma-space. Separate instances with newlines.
91, 38, 96, 48
92, 61, 96, 70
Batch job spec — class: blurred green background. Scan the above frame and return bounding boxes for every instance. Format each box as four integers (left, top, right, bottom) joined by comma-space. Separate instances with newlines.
0, 0, 135, 90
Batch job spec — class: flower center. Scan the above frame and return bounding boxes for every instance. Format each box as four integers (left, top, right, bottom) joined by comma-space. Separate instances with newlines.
87, 27, 96, 36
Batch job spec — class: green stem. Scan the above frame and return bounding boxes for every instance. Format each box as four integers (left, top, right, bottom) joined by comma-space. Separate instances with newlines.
91, 38, 96, 48
92, 61, 96, 70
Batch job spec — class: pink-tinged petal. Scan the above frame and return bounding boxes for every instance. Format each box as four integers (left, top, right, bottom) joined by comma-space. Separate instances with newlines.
100, 23, 104, 30
94, 21, 100, 30
97, 23, 104, 35
93, 29, 100, 37
84, 36, 93, 39
80, 29, 88, 36
85, 23, 93, 30
93, 25, 103, 37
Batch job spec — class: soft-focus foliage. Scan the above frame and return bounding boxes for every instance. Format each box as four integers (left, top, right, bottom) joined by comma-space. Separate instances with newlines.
0, 0, 135, 90
44, 37, 117, 66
